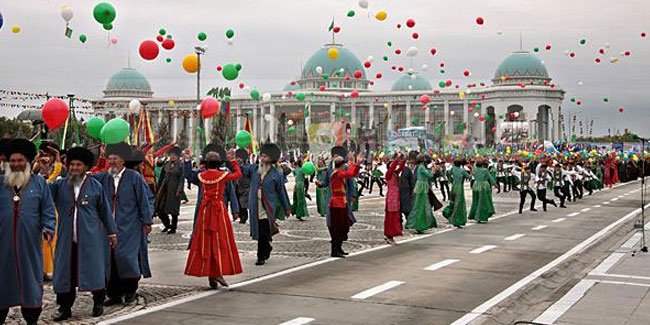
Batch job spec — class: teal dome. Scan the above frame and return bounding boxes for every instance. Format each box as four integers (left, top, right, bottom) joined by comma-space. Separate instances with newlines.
104, 68, 153, 98
494, 51, 549, 79
302, 44, 366, 79
391, 73, 432, 91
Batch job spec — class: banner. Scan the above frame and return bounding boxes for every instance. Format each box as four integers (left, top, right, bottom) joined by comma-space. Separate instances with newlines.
386, 127, 433, 151
499, 121, 530, 143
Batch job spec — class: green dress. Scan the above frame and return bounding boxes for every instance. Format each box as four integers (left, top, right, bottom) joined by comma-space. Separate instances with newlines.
351, 178, 359, 211
407, 165, 437, 232
316, 166, 329, 217
468, 167, 496, 223
443, 166, 472, 227
291, 168, 309, 218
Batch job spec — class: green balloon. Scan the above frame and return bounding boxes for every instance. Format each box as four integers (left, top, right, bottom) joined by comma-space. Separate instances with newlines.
103, 23, 113, 31
235, 130, 252, 149
439, 81, 446, 88
570, 97, 576, 102
93, 2, 116, 25
383, 55, 389, 61
387, 41, 392, 47
440, 69, 445, 74
296, 93, 306, 101
580, 39, 587, 45
79, 34, 87, 43
222, 64, 239, 81
235, 63, 242, 71
347, 10, 356, 17
198, 32, 207, 41
225, 96, 231, 103
302, 161, 316, 175
100, 118, 129, 144
166, 34, 172, 39
533, 47, 539, 52
288, 126, 296, 134
226, 29, 235, 39
86, 117, 105, 140
250, 89, 260, 100
603, 98, 609, 102
322, 73, 329, 80
159, 28, 166, 36
166, 58, 172, 63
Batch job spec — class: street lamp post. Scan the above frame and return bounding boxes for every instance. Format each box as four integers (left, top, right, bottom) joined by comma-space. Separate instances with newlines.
194, 46, 206, 158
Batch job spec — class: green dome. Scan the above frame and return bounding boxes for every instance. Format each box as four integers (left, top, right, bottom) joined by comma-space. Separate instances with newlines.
391, 73, 432, 91
302, 44, 366, 79
494, 51, 549, 79
104, 68, 153, 98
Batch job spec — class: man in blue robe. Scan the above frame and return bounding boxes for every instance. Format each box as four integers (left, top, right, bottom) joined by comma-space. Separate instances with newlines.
93, 142, 153, 306
240, 143, 291, 266
49, 147, 118, 320
0, 139, 55, 325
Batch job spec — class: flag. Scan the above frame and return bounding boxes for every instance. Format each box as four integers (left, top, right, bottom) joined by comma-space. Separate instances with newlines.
65, 27, 73, 38
244, 115, 258, 153
135, 108, 155, 146
328, 19, 335, 32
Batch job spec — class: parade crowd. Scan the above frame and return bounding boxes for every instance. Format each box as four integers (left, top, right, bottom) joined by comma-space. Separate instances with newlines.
0, 137, 647, 324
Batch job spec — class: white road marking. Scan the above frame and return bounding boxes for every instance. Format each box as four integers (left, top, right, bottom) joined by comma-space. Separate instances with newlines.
450, 201, 650, 325
593, 205, 602, 208
567, 212, 580, 217
594, 273, 650, 282
604, 201, 611, 205
504, 234, 526, 241
424, 259, 460, 271
533, 280, 597, 324
278, 317, 316, 325
611, 198, 619, 201
552, 218, 566, 223
470, 245, 498, 254
532, 225, 548, 231
351, 281, 405, 299
581, 208, 591, 212
597, 279, 650, 287
590, 233, 642, 275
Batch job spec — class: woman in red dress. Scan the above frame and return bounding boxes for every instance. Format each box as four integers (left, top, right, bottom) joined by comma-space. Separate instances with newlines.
185, 150, 243, 288
384, 153, 405, 244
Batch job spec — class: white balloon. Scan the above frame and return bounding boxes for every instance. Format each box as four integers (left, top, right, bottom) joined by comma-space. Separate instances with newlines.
264, 114, 272, 121
450, 111, 455, 116
244, 86, 250, 91
315, 66, 323, 75
466, 88, 472, 94
406, 46, 418, 58
563, 50, 569, 56
367, 55, 374, 62
408, 85, 413, 90
473, 112, 480, 118
339, 68, 345, 74
61, 6, 74, 23
408, 68, 415, 74
288, 120, 294, 126
281, 95, 287, 100
410, 74, 416, 80
128, 99, 141, 113
578, 81, 583, 86
359, 0, 369, 9
421, 64, 429, 71
262, 93, 272, 102
195, 104, 201, 111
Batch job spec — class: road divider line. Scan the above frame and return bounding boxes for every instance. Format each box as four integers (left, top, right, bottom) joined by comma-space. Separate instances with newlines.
568, 212, 580, 217
552, 218, 566, 223
604, 201, 611, 205
532, 225, 548, 231
424, 259, 461, 271
612, 198, 619, 201
278, 317, 315, 325
351, 281, 404, 300
470, 245, 498, 254
505, 234, 526, 241
581, 208, 591, 212
533, 279, 597, 324
449, 200, 650, 325
593, 205, 602, 208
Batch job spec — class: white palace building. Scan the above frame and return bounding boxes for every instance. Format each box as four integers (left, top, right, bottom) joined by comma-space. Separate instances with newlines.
91, 43, 565, 150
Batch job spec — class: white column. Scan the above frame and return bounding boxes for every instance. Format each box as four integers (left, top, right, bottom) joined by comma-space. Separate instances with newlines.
351, 101, 357, 125
443, 100, 450, 134
187, 116, 193, 145
387, 101, 393, 131
406, 100, 412, 128
269, 102, 276, 142
369, 102, 375, 127
172, 113, 178, 140
259, 104, 265, 142
204, 118, 211, 144
463, 99, 469, 139
252, 104, 258, 141
425, 102, 431, 132
236, 105, 242, 131
479, 106, 485, 144
305, 102, 312, 139
330, 102, 336, 124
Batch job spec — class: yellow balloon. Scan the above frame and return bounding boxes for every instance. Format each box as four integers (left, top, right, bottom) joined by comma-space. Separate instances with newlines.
500, 76, 506, 81
168, 100, 175, 106
182, 54, 199, 73
459, 92, 465, 99
12, 26, 21, 34
383, 103, 389, 108
375, 10, 388, 21
328, 47, 339, 60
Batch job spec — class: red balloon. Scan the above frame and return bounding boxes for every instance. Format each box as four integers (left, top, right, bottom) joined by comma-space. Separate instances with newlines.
479, 116, 486, 122
350, 90, 360, 98
595, 57, 601, 63
369, 81, 375, 85
161, 38, 175, 50
569, 52, 576, 58
546, 44, 552, 50
420, 94, 431, 104
406, 19, 416, 28
345, 75, 351, 81
319, 85, 326, 91
430, 48, 437, 56
599, 48, 605, 54
364, 61, 371, 68
576, 101, 582, 106
463, 70, 470, 77
290, 81, 296, 86
398, 66, 404, 72
139, 40, 159, 61
642, 32, 647, 38
156, 35, 164, 42
396, 24, 402, 29
624, 51, 631, 56
619, 107, 624, 113
333, 26, 341, 33
354, 70, 362, 79
468, 107, 474, 113
395, 49, 401, 55
434, 90, 441, 95
440, 62, 445, 67
491, 127, 497, 133
287, 91, 293, 96
200, 97, 220, 118
238, 83, 245, 89
216, 65, 223, 71
476, 17, 484, 25
445, 80, 452, 87
391, 66, 396, 70
42, 98, 69, 130
510, 113, 516, 119
375, 73, 383, 79
412, 32, 419, 39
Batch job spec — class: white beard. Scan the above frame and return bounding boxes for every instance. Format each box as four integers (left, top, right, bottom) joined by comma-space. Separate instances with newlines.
68, 173, 85, 187
108, 166, 119, 175
5, 163, 32, 189
0, 162, 8, 174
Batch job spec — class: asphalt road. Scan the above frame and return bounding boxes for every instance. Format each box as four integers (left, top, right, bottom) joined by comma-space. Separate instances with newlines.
107, 180, 644, 325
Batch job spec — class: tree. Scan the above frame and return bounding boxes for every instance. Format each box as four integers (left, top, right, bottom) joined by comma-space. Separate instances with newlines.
153, 118, 172, 151
206, 86, 232, 148
0, 117, 32, 139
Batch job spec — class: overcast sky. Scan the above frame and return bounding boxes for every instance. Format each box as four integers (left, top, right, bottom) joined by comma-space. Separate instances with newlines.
0, 0, 648, 137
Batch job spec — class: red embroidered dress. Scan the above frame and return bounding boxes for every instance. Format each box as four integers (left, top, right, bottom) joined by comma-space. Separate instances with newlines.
384, 159, 404, 237
185, 162, 243, 278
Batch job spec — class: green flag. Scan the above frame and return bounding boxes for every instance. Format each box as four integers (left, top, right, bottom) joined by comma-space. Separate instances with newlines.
328, 19, 334, 32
